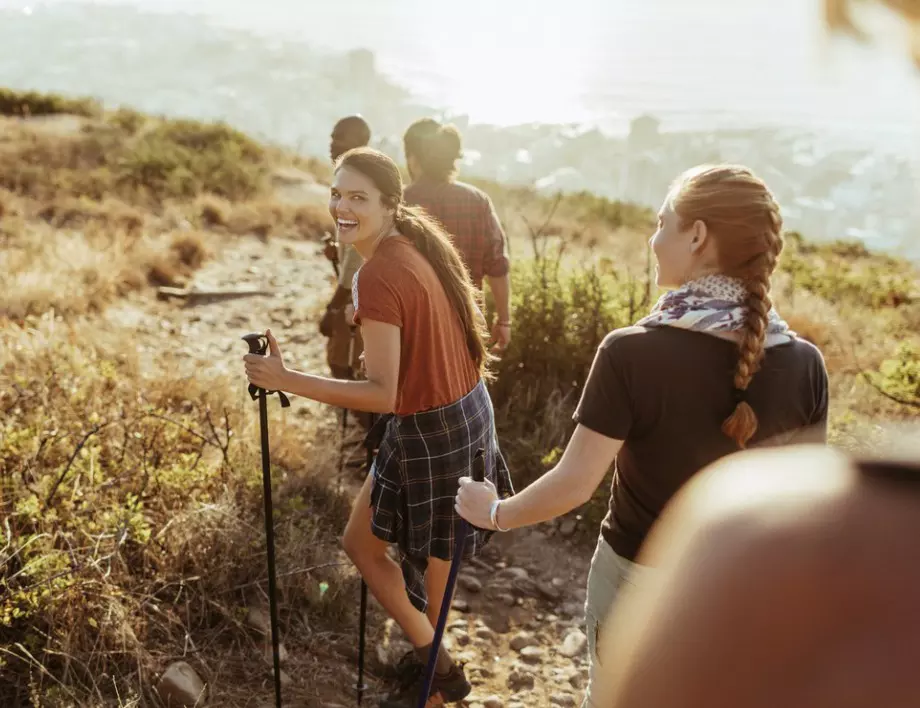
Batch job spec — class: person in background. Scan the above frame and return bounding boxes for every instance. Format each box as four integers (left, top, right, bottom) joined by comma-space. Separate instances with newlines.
455, 164, 829, 707
403, 119, 513, 351
591, 443, 920, 708
321, 116, 373, 433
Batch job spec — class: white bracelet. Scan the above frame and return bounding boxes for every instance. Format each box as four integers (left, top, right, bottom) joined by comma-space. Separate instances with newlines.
489, 499, 509, 532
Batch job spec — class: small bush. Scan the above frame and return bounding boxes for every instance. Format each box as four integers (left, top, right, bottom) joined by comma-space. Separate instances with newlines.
0, 88, 101, 118
0, 107, 269, 206
780, 232, 917, 309
114, 120, 267, 203
867, 343, 920, 409
490, 247, 653, 537
196, 194, 231, 229
0, 317, 355, 705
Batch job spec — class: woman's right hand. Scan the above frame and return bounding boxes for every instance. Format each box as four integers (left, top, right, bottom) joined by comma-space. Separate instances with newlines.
455, 477, 499, 530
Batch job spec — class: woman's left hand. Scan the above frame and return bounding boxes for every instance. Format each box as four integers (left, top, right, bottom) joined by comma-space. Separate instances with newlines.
243, 329, 290, 391
455, 477, 500, 530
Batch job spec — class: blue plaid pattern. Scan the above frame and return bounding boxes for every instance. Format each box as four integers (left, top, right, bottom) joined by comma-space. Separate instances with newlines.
366, 380, 514, 612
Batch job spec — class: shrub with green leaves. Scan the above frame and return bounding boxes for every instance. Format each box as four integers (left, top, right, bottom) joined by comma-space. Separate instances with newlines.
0, 319, 354, 705
489, 250, 654, 535
0, 88, 101, 119
781, 232, 917, 309
0, 102, 269, 205
868, 343, 920, 408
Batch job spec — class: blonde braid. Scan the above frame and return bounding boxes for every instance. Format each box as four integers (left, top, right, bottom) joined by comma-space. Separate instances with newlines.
722, 203, 784, 448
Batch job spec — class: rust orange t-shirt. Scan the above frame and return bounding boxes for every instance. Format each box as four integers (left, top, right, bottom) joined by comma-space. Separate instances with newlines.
352, 235, 479, 416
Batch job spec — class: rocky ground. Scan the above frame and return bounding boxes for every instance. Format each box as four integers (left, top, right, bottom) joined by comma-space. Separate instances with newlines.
93, 175, 595, 708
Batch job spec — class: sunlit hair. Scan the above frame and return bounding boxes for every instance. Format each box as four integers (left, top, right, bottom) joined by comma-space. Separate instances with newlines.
667, 164, 785, 448
334, 147, 491, 377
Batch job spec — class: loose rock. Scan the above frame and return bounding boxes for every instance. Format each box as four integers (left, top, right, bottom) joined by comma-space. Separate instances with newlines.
558, 518, 577, 537
519, 646, 544, 664
459, 575, 483, 593
507, 669, 536, 691
262, 641, 289, 665
496, 566, 529, 581
155, 662, 206, 708
474, 627, 496, 641
560, 630, 587, 658
246, 606, 271, 635
510, 632, 538, 652
550, 693, 576, 707
482, 696, 504, 708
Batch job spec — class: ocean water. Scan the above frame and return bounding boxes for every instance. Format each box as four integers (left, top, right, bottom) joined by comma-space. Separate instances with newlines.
1, 0, 919, 256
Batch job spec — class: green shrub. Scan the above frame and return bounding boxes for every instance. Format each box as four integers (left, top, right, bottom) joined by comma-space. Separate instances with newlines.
867, 343, 920, 408
0, 88, 101, 118
0, 320, 354, 704
0, 103, 269, 205
490, 249, 653, 538
780, 232, 917, 309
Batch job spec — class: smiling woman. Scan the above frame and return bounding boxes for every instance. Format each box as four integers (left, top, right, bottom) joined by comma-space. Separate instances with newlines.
243, 146, 514, 707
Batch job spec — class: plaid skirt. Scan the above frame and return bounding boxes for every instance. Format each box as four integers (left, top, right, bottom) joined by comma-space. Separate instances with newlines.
366, 379, 514, 613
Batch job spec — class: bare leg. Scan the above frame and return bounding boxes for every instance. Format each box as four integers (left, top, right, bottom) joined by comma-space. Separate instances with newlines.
343, 474, 435, 648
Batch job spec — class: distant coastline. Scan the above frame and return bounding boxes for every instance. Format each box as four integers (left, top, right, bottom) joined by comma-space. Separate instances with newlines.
1, 1, 918, 260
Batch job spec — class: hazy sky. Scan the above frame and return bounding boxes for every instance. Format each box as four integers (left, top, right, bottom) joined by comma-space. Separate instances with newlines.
6, 0, 920, 148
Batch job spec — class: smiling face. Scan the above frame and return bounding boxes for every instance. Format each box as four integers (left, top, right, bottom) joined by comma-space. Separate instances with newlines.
328, 166, 394, 246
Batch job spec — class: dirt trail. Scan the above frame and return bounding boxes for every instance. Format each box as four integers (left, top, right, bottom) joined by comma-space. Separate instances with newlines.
96, 176, 594, 707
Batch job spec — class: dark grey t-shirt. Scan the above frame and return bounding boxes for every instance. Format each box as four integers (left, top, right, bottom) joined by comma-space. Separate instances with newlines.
574, 326, 829, 562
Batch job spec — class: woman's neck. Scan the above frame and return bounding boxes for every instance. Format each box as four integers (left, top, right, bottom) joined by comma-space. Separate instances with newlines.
354, 222, 399, 261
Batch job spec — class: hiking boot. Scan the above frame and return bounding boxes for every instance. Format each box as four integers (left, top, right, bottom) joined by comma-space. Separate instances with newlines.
378, 648, 420, 680
377, 662, 471, 707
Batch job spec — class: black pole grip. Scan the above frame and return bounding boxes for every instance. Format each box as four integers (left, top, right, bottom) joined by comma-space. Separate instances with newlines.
243, 332, 268, 355
242, 333, 291, 408
472, 448, 485, 484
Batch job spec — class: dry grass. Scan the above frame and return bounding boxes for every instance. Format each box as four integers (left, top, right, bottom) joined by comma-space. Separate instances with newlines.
0, 316, 362, 706
2, 88, 919, 704
190, 193, 334, 240
0, 214, 214, 320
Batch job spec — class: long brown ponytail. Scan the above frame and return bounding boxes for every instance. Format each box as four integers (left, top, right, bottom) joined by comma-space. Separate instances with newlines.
669, 165, 786, 448
334, 147, 492, 377
393, 204, 491, 375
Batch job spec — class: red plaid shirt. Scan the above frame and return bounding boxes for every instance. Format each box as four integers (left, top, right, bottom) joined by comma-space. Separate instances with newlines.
404, 178, 510, 289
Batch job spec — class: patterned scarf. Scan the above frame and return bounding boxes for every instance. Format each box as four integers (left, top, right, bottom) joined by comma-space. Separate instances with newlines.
636, 274, 795, 344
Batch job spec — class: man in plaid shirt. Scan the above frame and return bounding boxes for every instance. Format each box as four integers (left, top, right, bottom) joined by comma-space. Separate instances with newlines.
403, 119, 513, 350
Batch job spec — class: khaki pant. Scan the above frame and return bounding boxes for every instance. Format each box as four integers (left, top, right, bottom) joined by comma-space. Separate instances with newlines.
582, 535, 650, 708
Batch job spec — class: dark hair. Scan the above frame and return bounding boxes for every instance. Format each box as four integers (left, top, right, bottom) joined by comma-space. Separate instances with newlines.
331, 116, 371, 160
403, 118, 463, 182
334, 147, 491, 376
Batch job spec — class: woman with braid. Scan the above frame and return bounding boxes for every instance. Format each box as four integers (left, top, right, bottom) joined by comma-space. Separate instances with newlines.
455, 164, 829, 707
244, 147, 513, 707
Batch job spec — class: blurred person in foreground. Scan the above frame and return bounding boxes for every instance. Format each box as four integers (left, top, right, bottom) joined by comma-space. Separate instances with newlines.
590, 443, 920, 707
455, 164, 829, 706
403, 119, 513, 352
244, 147, 513, 707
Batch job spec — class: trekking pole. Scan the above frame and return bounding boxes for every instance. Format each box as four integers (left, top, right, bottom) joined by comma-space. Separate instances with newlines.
356, 411, 376, 706
242, 333, 292, 708
416, 449, 486, 708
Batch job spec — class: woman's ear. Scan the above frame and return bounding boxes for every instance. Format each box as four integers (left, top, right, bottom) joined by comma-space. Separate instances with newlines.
689, 219, 709, 255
